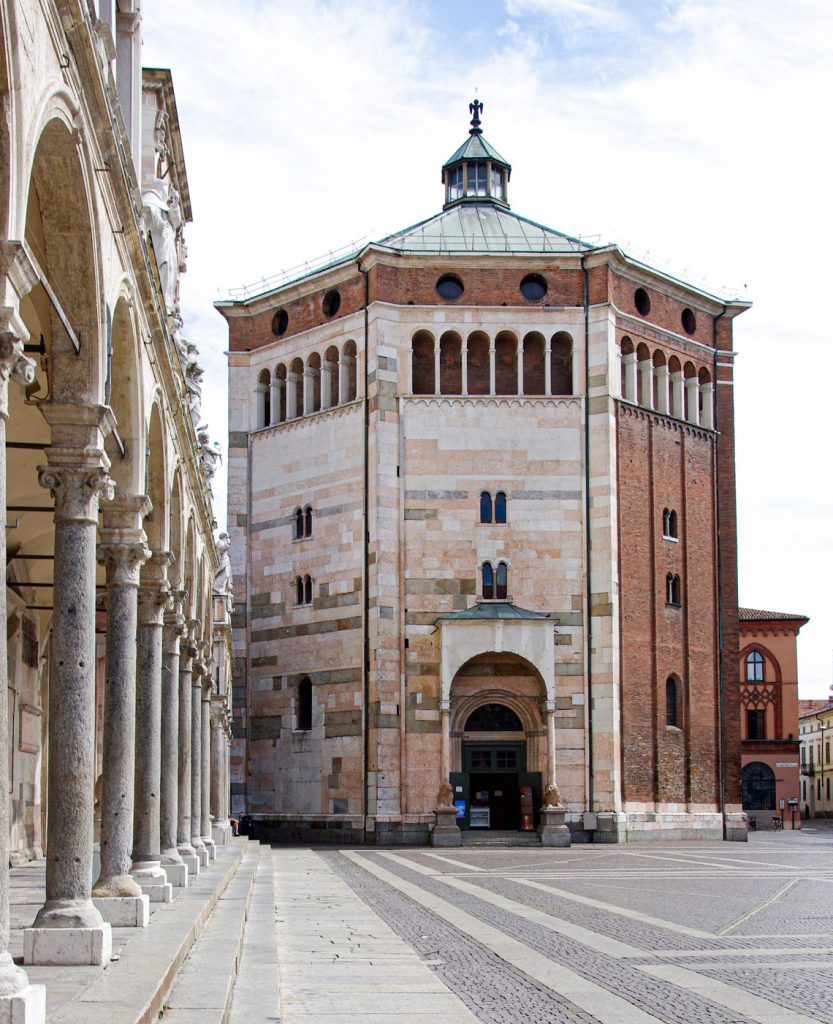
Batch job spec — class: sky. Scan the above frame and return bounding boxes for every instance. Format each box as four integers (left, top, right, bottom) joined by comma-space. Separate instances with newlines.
143, 0, 832, 698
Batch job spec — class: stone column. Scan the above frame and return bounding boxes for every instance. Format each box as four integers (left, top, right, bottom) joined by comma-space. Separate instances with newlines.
303, 368, 316, 415
285, 371, 298, 419
516, 341, 524, 396
546, 700, 557, 789
320, 361, 334, 409
488, 342, 496, 395
200, 675, 215, 860
26, 446, 115, 966
432, 699, 460, 847
269, 378, 281, 424
638, 357, 654, 410
92, 501, 152, 929
685, 376, 700, 425
131, 554, 173, 903
161, 594, 187, 885
440, 700, 451, 782
670, 370, 684, 418
0, 285, 46, 1015
461, 339, 468, 395
191, 657, 207, 865
655, 364, 670, 415
177, 632, 199, 875
338, 354, 353, 404
540, 699, 570, 847
544, 340, 552, 396
623, 351, 637, 402
210, 701, 230, 844
433, 341, 441, 396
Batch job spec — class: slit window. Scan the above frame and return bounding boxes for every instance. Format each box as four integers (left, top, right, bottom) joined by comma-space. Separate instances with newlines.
304, 574, 313, 605
295, 575, 304, 606
666, 677, 679, 728
297, 678, 312, 731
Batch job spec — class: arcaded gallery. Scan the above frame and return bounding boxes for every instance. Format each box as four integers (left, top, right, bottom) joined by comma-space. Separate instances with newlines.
219, 101, 750, 848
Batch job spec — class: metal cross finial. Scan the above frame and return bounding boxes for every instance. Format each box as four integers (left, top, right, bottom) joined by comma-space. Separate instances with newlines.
469, 98, 483, 134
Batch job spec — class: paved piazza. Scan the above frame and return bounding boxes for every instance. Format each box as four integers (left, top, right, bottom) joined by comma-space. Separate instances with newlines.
273, 828, 833, 1024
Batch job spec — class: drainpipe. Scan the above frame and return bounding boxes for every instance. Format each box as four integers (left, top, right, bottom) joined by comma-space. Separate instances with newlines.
712, 305, 728, 836
358, 260, 371, 842
582, 256, 594, 835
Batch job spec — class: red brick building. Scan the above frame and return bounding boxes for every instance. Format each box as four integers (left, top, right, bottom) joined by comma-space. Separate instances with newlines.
217, 102, 750, 844
738, 609, 808, 829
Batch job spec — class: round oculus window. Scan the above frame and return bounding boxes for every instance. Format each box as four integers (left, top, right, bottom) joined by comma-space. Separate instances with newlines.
634, 288, 651, 316
520, 274, 548, 302
681, 307, 697, 335
322, 289, 341, 317
436, 274, 464, 301
271, 308, 289, 336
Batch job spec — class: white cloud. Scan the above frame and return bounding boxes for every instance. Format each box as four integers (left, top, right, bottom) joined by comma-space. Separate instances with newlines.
143, 0, 833, 696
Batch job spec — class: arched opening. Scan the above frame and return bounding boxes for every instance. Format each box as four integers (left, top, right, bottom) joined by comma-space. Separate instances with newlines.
698, 366, 713, 427
479, 491, 492, 524
324, 345, 339, 408
295, 575, 304, 606
666, 676, 680, 728
275, 363, 287, 422
304, 505, 313, 538
495, 561, 508, 600
439, 331, 462, 395
144, 403, 167, 554
742, 762, 776, 812
293, 507, 304, 540
290, 357, 304, 418
745, 650, 765, 683
620, 335, 635, 401
652, 350, 667, 411
169, 470, 184, 591
550, 332, 573, 396
494, 331, 517, 395
342, 339, 358, 401
494, 491, 507, 524
450, 655, 547, 832
256, 368, 271, 429
522, 332, 545, 395
411, 330, 435, 395
307, 351, 321, 414
481, 561, 494, 599
668, 355, 683, 418
466, 331, 489, 395
636, 342, 651, 406
683, 361, 698, 422
303, 574, 313, 605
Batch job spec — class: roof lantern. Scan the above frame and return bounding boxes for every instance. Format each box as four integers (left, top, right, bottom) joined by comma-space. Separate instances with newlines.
442, 98, 512, 211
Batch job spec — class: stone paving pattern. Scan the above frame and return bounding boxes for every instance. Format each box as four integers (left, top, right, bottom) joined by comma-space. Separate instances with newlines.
273, 828, 833, 1023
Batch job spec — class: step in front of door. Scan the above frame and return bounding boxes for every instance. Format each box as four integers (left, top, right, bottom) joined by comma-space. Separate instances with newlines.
462, 830, 542, 847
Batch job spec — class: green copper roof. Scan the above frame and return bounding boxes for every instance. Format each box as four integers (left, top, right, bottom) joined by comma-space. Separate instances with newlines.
437, 601, 553, 622
443, 132, 511, 171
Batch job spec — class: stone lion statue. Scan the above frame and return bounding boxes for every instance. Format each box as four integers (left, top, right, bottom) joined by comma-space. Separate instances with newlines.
435, 782, 455, 809
542, 783, 563, 808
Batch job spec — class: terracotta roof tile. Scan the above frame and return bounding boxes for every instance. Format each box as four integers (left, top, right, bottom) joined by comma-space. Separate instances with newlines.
738, 606, 809, 622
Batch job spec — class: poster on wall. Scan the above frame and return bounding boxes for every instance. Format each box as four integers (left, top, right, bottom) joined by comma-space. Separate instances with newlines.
454, 800, 466, 819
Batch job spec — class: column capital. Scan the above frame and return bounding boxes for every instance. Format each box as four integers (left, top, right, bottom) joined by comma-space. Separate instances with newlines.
0, 333, 36, 419
98, 536, 151, 588
138, 579, 171, 626
164, 589, 187, 631
102, 493, 152, 532
40, 461, 115, 524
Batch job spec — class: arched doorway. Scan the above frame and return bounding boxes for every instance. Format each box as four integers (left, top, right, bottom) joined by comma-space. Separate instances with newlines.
742, 762, 776, 812
448, 652, 547, 832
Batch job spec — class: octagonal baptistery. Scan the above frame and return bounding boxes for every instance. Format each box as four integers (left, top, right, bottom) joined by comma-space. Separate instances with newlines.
216, 100, 751, 846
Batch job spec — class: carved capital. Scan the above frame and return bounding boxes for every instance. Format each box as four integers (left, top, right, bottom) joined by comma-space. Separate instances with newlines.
39, 464, 115, 524
164, 588, 187, 637
97, 539, 151, 588
138, 580, 171, 626
0, 334, 35, 419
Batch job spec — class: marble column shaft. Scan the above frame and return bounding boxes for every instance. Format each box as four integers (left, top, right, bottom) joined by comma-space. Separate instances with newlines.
209, 707, 225, 828
132, 562, 169, 871
0, 329, 41, 999
94, 530, 150, 897
201, 685, 211, 839
191, 667, 205, 850
161, 598, 185, 862
177, 638, 196, 855
36, 457, 115, 929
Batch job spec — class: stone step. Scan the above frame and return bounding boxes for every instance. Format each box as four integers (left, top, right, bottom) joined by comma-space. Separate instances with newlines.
227, 845, 280, 1023
462, 830, 541, 847
160, 841, 261, 1023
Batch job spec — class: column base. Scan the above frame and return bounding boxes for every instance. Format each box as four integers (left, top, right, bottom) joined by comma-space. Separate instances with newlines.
0, 985, 46, 1024
131, 862, 173, 903
24, 923, 112, 967
181, 854, 199, 876
161, 861, 189, 887
539, 806, 571, 847
211, 822, 232, 846
202, 837, 216, 862
431, 807, 462, 847
724, 811, 749, 842
192, 842, 209, 867
93, 895, 150, 928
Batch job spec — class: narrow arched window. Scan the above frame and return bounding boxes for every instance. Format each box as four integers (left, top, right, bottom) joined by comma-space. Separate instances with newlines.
482, 562, 494, 599
480, 491, 492, 524
295, 575, 304, 606
669, 510, 678, 538
495, 561, 508, 600
494, 491, 507, 524
666, 574, 681, 606
304, 574, 313, 605
745, 650, 765, 683
304, 505, 313, 538
666, 677, 679, 728
297, 677, 312, 731
293, 507, 304, 540
662, 508, 671, 537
